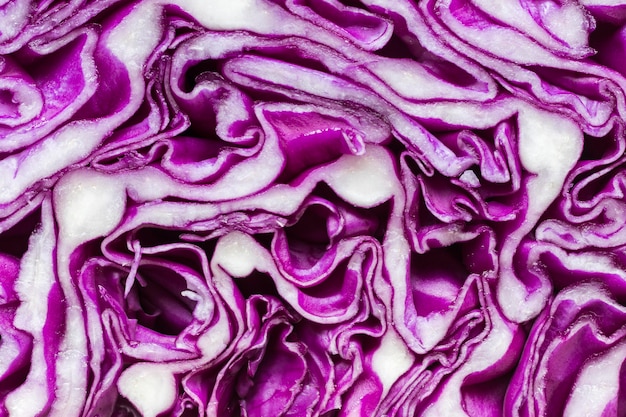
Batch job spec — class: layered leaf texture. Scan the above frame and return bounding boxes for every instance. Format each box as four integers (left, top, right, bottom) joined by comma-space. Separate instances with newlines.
0, 1, 625, 416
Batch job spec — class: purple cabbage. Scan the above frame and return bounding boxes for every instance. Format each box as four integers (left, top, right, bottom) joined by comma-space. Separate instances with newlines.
1, 0, 626, 416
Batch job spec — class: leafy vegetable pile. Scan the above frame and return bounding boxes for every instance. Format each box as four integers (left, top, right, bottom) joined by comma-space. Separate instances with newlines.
1, 0, 625, 416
